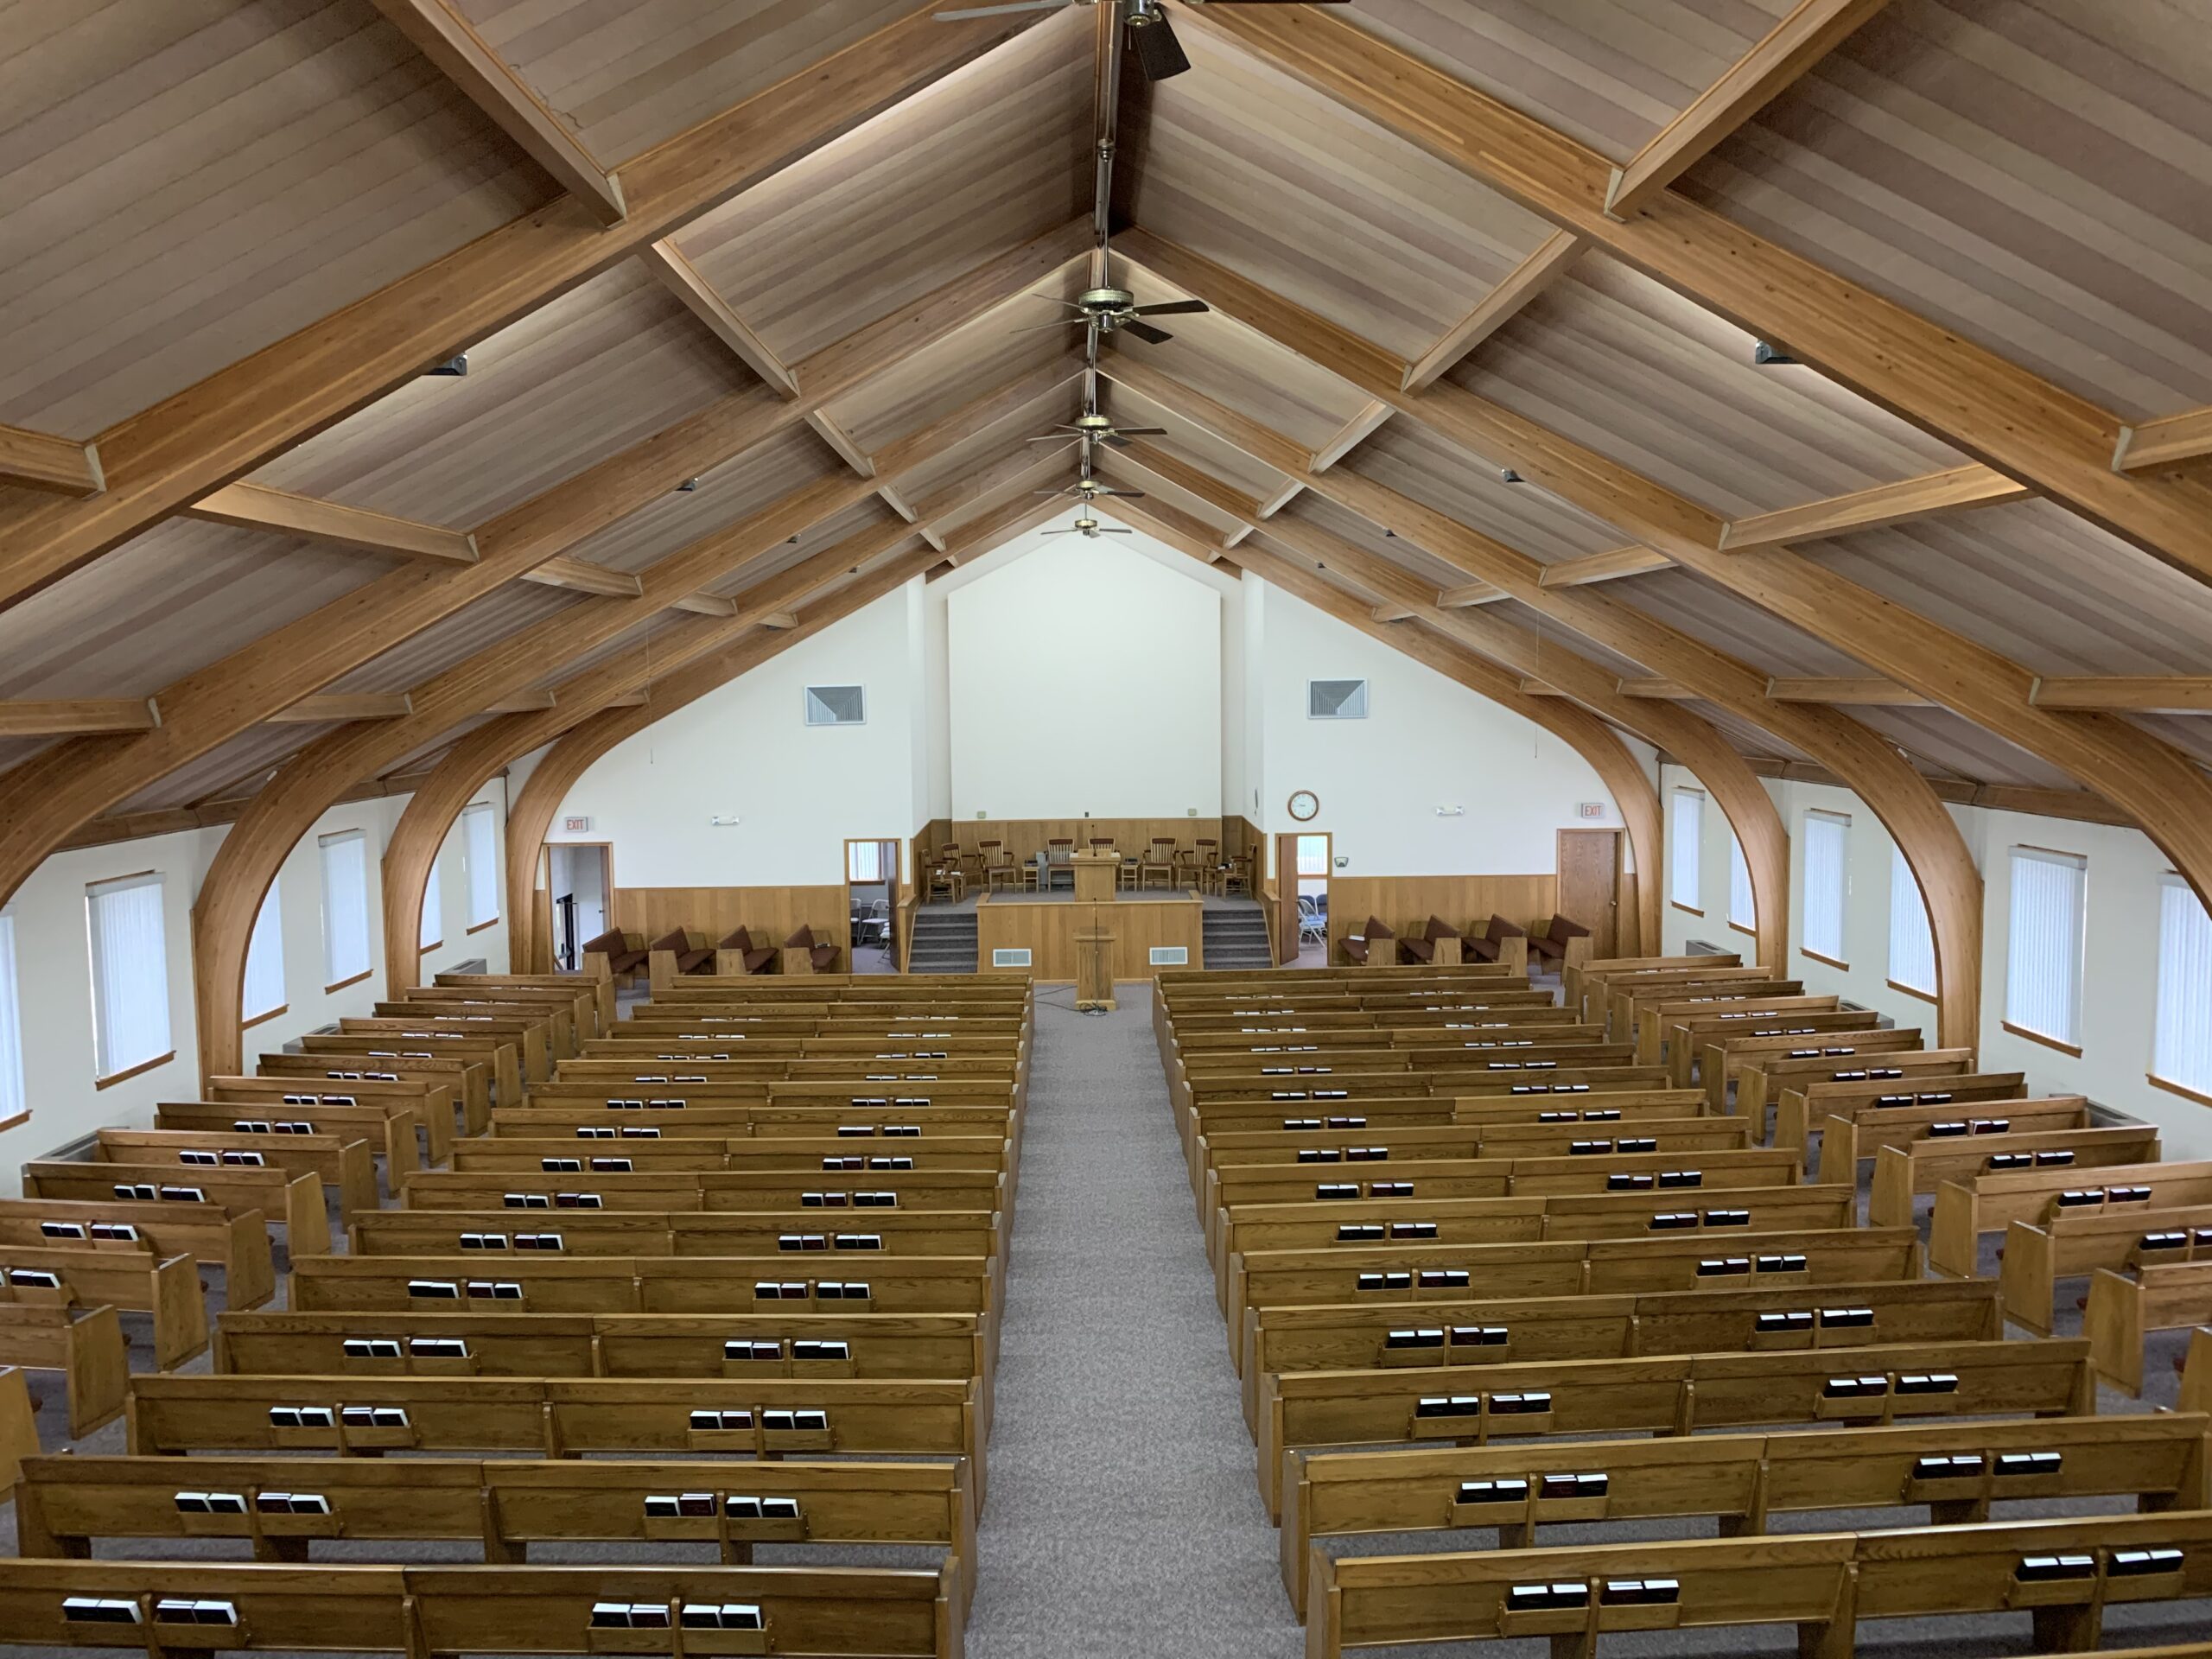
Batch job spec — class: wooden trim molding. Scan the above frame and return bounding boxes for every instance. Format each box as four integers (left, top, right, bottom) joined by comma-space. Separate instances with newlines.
466, 918, 500, 935
323, 970, 372, 995
2002, 1019, 2084, 1059
95, 1052, 175, 1090
2149, 1073, 2212, 1110
1801, 948, 1849, 972
0, 1110, 29, 1136
418, 938, 444, 955
242, 1004, 289, 1031
1886, 978, 1936, 1005
1671, 902, 1705, 918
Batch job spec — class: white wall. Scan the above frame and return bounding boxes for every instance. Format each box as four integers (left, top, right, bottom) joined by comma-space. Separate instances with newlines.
0, 780, 510, 1192
550, 583, 924, 888
943, 530, 1222, 820
1253, 582, 1624, 876
1659, 762, 2212, 1157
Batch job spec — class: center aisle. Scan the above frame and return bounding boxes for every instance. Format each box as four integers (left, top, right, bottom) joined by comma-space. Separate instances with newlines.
964, 986, 1305, 1656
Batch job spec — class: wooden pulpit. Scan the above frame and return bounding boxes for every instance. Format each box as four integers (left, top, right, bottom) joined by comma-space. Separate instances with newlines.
1071, 849, 1118, 903
1075, 922, 1116, 1012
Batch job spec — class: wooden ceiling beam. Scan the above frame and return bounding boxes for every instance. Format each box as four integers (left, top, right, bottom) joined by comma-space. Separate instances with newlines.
669, 593, 737, 618
0, 699, 158, 737
0, 3, 1046, 607
1618, 678, 1697, 699
808, 411, 878, 477
1604, 0, 1895, 218
1161, 3, 2212, 587
519, 556, 642, 599
640, 242, 800, 396
367, 0, 626, 223
1309, 399, 1394, 472
0, 424, 103, 497
1402, 230, 1584, 391
1539, 545, 1674, 589
185, 481, 478, 563
482, 691, 558, 714
266, 696, 413, 724
1719, 464, 2031, 551
1766, 677, 1933, 706
2113, 406, 2212, 476
2031, 677, 2212, 715
1438, 582, 1510, 608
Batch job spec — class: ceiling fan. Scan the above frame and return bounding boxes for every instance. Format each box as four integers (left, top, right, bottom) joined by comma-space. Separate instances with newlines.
1038, 476, 1146, 503
1027, 413, 1168, 450
1043, 514, 1134, 539
1024, 286, 1209, 346
935, 0, 1344, 83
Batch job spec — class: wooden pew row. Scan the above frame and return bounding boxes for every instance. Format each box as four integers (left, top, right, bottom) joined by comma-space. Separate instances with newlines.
1243, 1276, 1999, 1437
378, 994, 580, 1062
156, 1100, 425, 1182
20, 1164, 328, 1261
1179, 1039, 1640, 1080
207, 1075, 454, 1165
398, 1166, 1007, 1217
1561, 955, 1743, 1027
0, 1198, 276, 1313
0, 1561, 963, 1658
1875, 1124, 2164, 1230
1301, 1509, 2212, 1659
0, 1243, 206, 1371
1702, 1029, 1948, 1121
434, 969, 612, 1035
1784, 1067, 2032, 1154
405, 982, 599, 1054
88, 1128, 378, 1226
1281, 1411, 2212, 1618
1254, 1336, 2094, 1520
522, 1081, 1020, 1117
0, 1303, 126, 1439
1224, 1216, 1906, 1377
293, 1032, 518, 1119
491, 1102, 1019, 1143
445, 1135, 1010, 1177
1939, 1160, 2212, 1282
329, 1015, 541, 1092
256, 1051, 489, 1138
1656, 1004, 1882, 1087
348, 1208, 1001, 1261
1813, 1093, 2088, 1181
1179, 1091, 1709, 1166
1630, 985, 1824, 1061
2090, 1261, 2212, 1396
2002, 1204, 2212, 1336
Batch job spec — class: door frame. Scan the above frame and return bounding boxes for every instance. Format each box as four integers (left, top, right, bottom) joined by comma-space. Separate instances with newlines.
1279, 830, 1332, 966
543, 840, 613, 972
844, 836, 900, 964
1554, 826, 1622, 959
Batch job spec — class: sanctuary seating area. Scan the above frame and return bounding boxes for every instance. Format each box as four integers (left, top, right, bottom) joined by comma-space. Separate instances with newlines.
1152, 957, 2212, 1659
0, 970, 1028, 1657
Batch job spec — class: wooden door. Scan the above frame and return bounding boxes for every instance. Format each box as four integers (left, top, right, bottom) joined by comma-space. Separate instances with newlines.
1556, 829, 1619, 958
1274, 834, 1302, 965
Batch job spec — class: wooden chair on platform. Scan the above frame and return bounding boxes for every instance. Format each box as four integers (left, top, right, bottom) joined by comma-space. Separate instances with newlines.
982, 845, 1023, 893
1140, 839, 1177, 890
1039, 838, 1076, 892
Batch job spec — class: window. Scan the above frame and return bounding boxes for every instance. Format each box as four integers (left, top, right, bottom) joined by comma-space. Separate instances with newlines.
1668, 789, 1704, 911
1801, 810, 1851, 965
1727, 835, 1756, 932
243, 887, 285, 1020
464, 804, 499, 928
804, 684, 866, 727
1306, 678, 1369, 719
847, 841, 886, 883
2154, 874, 2212, 1097
0, 909, 22, 1122
2005, 846, 2087, 1048
1887, 843, 1936, 997
319, 831, 372, 988
421, 855, 443, 951
86, 873, 171, 1079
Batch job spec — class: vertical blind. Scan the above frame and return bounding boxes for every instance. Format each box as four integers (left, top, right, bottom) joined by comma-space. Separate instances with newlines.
1669, 789, 1703, 909
1887, 843, 1936, 994
243, 887, 285, 1020
1728, 836, 1754, 931
0, 911, 22, 1121
2153, 874, 2212, 1094
422, 855, 443, 950
86, 873, 170, 1077
1802, 810, 1850, 962
465, 805, 499, 927
320, 831, 371, 986
2005, 847, 2086, 1045
848, 840, 885, 883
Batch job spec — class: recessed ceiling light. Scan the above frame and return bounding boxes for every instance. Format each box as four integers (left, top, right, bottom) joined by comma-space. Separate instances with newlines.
676, 477, 700, 493
1752, 341, 1798, 365
423, 353, 467, 378
1499, 468, 1523, 484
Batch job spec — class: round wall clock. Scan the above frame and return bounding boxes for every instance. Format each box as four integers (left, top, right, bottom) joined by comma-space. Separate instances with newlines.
1287, 790, 1320, 823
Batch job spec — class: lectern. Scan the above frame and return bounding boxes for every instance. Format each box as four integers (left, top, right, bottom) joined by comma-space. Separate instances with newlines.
1075, 920, 1116, 1012
1071, 849, 1118, 903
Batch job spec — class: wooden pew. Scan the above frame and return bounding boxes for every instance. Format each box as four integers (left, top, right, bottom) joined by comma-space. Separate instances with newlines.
16, 1455, 976, 1601
398, 1166, 1007, 1216
1780, 1068, 2035, 1155
90, 1128, 378, 1225
0, 1370, 34, 1490
20, 1163, 328, 1259
156, 1099, 425, 1181
1254, 1335, 2094, 1520
1871, 1123, 2163, 1228
412, 976, 603, 1049
0, 1302, 127, 1437
2088, 1259, 2212, 1395
1817, 1096, 2096, 1184
0, 1241, 207, 1370
1225, 1218, 1910, 1376
1280, 1410, 2212, 1618
1243, 1276, 2000, 1434
1726, 1038, 1963, 1126
1563, 953, 1742, 1025
1652, 1004, 1878, 1086
435, 969, 613, 1036
257, 1050, 490, 1137
2001, 1203, 2212, 1336
447, 1135, 1010, 1177
349, 1208, 1001, 1262
1300, 1510, 2212, 1659
0, 1198, 276, 1312
213, 1310, 988, 1384
327, 1020, 532, 1103
0, 1560, 963, 1658
1931, 1160, 2212, 1280
1179, 1090, 1706, 1154
492, 1100, 1019, 1143
205, 1075, 454, 1166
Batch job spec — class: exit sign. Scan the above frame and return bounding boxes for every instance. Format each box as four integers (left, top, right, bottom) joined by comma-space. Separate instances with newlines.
1576, 802, 1607, 820
562, 816, 592, 834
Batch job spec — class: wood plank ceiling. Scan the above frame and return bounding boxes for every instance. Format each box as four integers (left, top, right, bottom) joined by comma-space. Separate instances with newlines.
2, 0, 2210, 857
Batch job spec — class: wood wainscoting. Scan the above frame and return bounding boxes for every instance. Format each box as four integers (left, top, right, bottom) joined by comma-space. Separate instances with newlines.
611, 886, 848, 958
976, 894, 1205, 981
1324, 874, 1558, 963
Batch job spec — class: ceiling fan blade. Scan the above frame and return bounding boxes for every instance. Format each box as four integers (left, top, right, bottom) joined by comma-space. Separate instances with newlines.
1097, 487, 1146, 498
1098, 527, 1134, 533
1132, 300, 1208, 317
934, 0, 1071, 18
1116, 425, 1168, 435
1122, 319, 1174, 346
1130, 15, 1192, 79
1100, 434, 1134, 448
1010, 318, 1092, 334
